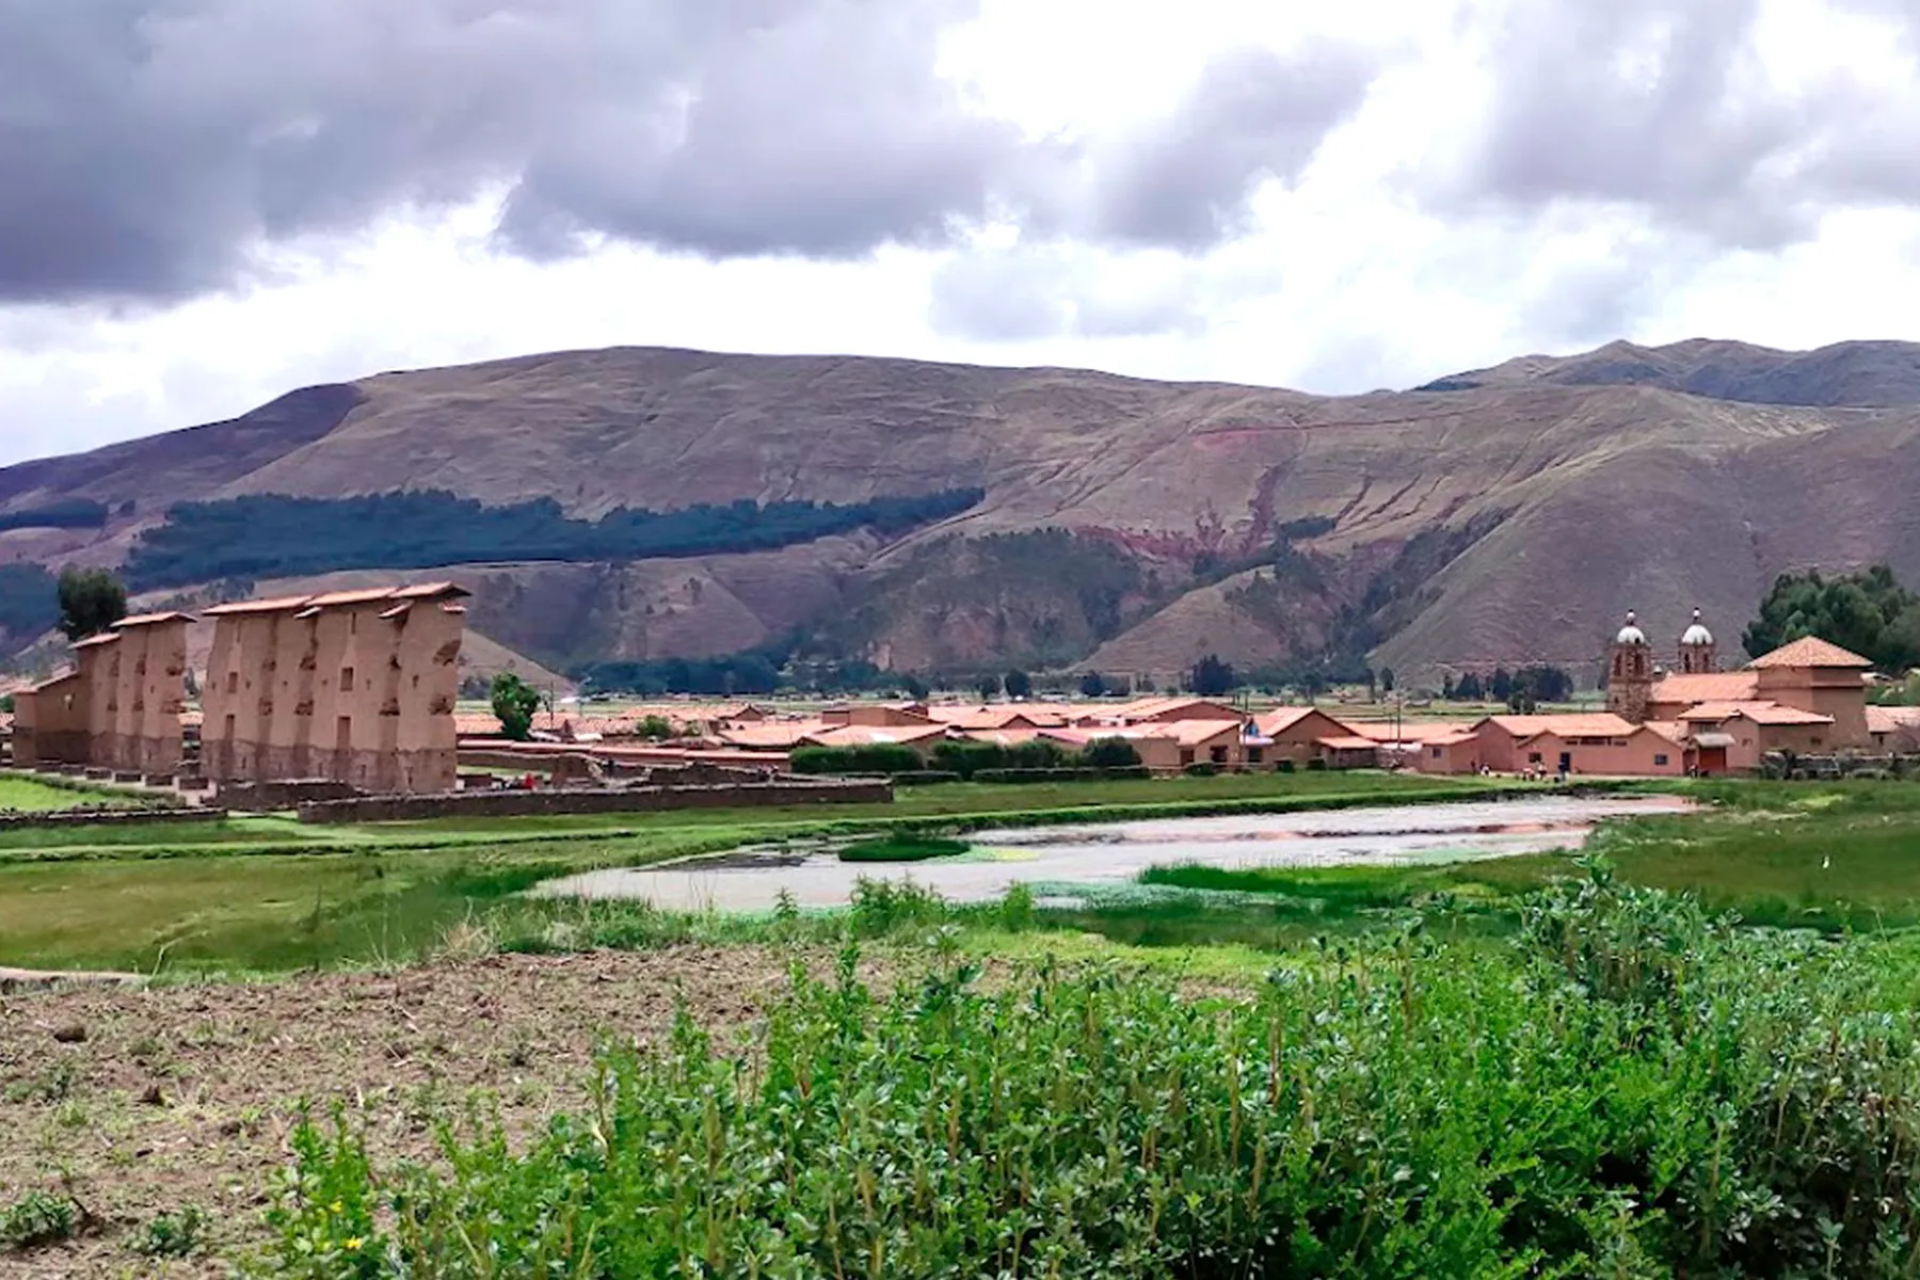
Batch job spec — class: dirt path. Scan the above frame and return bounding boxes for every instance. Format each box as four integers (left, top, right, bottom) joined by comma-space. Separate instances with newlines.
0, 945, 873, 1277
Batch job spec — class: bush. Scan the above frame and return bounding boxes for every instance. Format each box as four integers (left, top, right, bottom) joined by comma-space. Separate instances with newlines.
930, 740, 1007, 780
788, 744, 926, 776
1183, 761, 1220, 777
490, 672, 542, 742
837, 836, 970, 863
1, 1191, 76, 1251
1081, 736, 1144, 769
1277, 759, 1296, 773
137, 1205, 206, 1258
889, 770, 961, 786
269, 885, 1920, 1277
1306, 757, 1328, 771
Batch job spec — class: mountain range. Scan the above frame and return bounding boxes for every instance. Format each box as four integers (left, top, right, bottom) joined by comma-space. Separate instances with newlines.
4, 336, 1919, 688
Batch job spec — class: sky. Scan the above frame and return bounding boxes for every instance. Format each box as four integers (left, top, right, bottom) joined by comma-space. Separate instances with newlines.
2, 0, 1919, 468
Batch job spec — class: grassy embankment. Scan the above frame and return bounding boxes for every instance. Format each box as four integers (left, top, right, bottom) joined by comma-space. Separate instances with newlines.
0, 774, 154, 813
0, 770, 1513, 973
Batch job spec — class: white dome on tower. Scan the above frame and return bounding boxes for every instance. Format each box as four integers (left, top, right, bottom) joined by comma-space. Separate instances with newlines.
1615, 610, 1648, 645
1680, 609, 1714, 646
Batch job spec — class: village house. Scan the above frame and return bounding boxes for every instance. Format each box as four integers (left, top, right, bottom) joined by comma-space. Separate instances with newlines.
798, 721, 952, 759
1040, 720, 1248, 773
1869, 705, 1920, 753
1251, 706, 1367, 769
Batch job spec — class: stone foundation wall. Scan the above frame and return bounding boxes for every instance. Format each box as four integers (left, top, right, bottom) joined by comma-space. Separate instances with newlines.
214, 740, 456, 795
298, 779, 892, 824
18, 730, 93, 768
0, 806, 225, 831
218, 779, 363, 812
1759, 751, 1917, 780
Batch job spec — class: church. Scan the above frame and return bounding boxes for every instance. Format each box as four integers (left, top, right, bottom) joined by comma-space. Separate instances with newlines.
1604, 609, 1873, 774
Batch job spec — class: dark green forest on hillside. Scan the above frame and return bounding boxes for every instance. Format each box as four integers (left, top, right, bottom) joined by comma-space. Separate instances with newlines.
0, 500, 109, 535
123, 488, 985, 589
0, 564, 57, 639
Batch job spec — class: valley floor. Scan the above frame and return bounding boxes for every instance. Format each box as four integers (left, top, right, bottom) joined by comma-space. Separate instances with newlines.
6, 774, 1920, 1273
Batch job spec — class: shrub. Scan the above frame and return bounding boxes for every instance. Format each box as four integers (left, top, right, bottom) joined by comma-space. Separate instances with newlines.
837, 836, 969, 863
136, 1205, 205, 1258
1277, 759, 1296, 773
788, 744, 926, 776
1306, 757, 1328, 771
268, 891, 1920, 1277
490, 673, 541, 742
1, 1191, 76, 1251
1183, 761, 1220, 777
889, 770, 961, 786
1081, 736, 1144, 769
930, 740, 1006, 780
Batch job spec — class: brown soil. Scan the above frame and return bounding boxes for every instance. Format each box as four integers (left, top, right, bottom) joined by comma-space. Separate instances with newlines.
0, 946, 881, 1278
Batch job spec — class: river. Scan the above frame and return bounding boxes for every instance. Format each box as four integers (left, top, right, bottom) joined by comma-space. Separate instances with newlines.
535, 793, 1690, 912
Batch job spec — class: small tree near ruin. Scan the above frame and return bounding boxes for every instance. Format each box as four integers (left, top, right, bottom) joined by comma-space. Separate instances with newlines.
56, 566, 128, 642
491, 673, 542, 741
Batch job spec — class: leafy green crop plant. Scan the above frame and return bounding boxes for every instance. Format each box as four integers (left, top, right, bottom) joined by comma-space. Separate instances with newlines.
262, 862, 1920, 1278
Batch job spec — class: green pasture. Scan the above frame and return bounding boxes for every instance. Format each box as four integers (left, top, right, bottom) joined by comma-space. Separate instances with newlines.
5, 769, 1920, 975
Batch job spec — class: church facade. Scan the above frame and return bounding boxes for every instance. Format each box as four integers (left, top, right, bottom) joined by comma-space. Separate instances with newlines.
1604, 609, 1874, 774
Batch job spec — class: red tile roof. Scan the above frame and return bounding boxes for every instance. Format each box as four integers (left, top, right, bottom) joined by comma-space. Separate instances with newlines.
205, 583, 472, 617
1748, 636, 1874, 669
1316, 735, 1384, 752
1679, 700, 1833, 726
1651, 672, 1760, 704
718, 722, 826, 749
803, 723, 951, 748
113, 611, 194, 629
1481, 713, 1639, 739
1255, 706, 1354, 736
1868, 706, 1920, 734
203, 595, 320, 616
1341, 720, 1477, 743
1109, 696, 1245, 722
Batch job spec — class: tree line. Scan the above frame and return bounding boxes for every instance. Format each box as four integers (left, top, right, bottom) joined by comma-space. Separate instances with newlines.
0, 499, 109, 535
1745, 564, 1920, 673
1442, 666, 1575, 707
123, 488, 986, 590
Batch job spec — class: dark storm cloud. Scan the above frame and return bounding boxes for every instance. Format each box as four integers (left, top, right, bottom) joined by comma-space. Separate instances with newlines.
0, 0, 1380, 306
1030, 42, 1381, 248
1433, 0, 1920, 246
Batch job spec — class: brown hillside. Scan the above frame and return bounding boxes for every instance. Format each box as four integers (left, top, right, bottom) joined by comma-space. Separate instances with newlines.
3, 342, 1918, 686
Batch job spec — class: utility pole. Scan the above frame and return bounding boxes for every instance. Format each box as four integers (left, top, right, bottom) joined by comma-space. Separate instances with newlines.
1391, 691, 1403, 772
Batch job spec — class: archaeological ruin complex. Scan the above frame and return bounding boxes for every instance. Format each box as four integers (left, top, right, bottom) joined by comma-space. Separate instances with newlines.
14, 582, 469, 794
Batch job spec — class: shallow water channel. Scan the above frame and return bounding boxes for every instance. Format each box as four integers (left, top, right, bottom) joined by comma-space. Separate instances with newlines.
536, 793, 1690, 913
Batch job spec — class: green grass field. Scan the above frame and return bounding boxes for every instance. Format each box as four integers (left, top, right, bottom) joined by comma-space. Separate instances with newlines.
7, 771, 1920, 975
0, 772, 1498, 971
0, 773, 152, 813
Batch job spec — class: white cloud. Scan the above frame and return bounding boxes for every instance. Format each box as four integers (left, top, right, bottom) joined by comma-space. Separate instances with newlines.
3, 0, 1920, 467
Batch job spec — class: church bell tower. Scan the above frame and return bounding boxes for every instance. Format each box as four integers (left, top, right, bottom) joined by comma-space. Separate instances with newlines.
1678, 608, 1717, 675
1607, 610, 1652, 724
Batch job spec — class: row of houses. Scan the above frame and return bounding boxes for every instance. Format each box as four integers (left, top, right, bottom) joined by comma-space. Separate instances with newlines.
471, 628, 1920, 778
